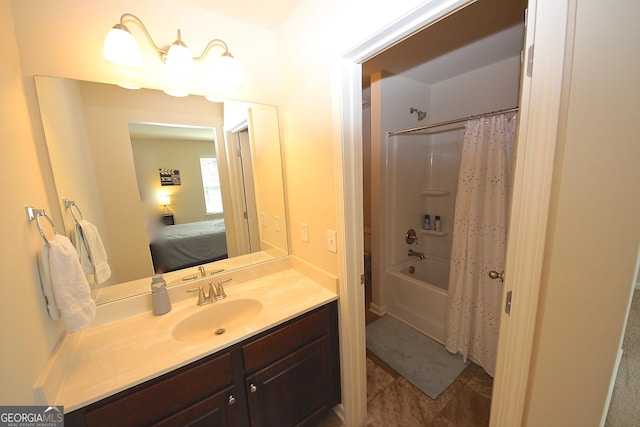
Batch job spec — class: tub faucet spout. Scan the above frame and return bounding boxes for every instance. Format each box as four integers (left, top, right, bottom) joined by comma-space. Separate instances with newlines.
408, 249, 425, 260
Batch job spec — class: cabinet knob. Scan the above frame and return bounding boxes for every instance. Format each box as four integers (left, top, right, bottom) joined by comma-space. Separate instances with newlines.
228, 395, 236, 405
250, 384, 257, 393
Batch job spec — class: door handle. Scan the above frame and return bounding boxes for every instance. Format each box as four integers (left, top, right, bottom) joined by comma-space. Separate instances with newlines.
488, 270, 504, 282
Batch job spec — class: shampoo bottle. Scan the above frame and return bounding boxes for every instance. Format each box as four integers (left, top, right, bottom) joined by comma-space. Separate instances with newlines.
151, 274, 172, 315
423, 214, 431, 230
434, 216, 442, 232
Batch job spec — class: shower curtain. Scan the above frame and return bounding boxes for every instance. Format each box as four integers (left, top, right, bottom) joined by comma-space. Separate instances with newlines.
445, 113, 517, 377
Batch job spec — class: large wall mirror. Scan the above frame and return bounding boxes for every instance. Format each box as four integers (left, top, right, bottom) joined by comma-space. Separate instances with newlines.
34, 76, 288, 304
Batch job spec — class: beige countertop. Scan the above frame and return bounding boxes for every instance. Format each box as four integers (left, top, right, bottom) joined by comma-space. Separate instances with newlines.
34, 262, 337, 412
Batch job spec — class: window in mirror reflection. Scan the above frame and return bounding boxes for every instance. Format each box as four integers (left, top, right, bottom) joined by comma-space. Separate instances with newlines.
200, 157, 223, 214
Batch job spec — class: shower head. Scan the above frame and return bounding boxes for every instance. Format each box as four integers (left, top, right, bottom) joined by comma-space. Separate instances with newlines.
410, 107, 427, 121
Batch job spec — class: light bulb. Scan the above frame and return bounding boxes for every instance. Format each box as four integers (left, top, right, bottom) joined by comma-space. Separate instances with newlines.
213, 52, 242, 88
103, 24, 142, 68
165, 41, 195, 78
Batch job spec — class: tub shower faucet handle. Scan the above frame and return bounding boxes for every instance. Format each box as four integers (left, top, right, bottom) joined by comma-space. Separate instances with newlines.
405, 229, 417, 244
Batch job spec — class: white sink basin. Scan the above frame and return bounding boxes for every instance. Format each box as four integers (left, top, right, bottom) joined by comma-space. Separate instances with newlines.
172, 298, 263, 343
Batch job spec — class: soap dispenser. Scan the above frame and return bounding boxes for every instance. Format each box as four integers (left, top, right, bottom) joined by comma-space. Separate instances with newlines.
151, 274, 172, 315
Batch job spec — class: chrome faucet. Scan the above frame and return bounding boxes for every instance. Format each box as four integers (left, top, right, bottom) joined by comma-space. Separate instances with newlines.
187, 278, 232, 306
408, 249, 426, 260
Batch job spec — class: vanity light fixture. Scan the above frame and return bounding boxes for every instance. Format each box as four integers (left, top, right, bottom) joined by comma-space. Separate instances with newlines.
103, 13, 239, 96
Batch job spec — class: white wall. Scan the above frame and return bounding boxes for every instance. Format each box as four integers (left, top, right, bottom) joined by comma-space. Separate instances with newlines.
372, 55, 521, 302
430, 56, 522, 122
524, 1, 640, 424
370, 72, 430, 310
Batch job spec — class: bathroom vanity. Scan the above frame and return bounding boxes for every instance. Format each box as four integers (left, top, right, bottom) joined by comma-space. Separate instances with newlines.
65, 302, 340, 426
34, 260, 340, 427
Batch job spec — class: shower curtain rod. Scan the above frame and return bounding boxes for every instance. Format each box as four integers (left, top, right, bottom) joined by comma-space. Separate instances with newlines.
389, 107, 519, 136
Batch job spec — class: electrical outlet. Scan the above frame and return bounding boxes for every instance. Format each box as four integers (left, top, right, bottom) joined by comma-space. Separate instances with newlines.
327, 229, 337, 253
301, 223, 309, 243
274, 216, 280, 232
261, 212, 267, 226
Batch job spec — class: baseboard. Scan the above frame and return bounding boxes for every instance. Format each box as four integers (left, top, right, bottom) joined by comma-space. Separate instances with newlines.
369, 302, 386, 316
602, 347, 624, 426
332, 403, 345, 424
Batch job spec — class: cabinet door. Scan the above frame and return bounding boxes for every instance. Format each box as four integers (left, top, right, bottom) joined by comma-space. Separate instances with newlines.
245, 337, 334, 427
152, 386, 241, 427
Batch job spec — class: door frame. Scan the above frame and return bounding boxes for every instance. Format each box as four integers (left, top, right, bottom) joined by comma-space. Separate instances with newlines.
333, 0, 572, 425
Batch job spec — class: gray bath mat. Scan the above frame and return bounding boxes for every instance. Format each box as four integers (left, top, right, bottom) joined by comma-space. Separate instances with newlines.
366, 315, 468, 399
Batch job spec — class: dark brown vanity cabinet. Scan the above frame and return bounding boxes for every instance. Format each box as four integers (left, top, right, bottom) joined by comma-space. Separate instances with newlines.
242, 302, 341, 426
66, 301, 340, 427
65, 352, 241, 427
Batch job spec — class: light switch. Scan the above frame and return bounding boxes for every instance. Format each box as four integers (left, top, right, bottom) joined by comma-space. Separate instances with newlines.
327, 229, 337, 253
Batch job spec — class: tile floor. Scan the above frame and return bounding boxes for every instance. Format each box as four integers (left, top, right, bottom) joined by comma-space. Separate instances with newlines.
311, 311, 493, 427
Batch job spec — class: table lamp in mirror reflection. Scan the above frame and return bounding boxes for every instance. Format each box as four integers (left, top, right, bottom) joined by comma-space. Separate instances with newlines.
158, 194, 172, 214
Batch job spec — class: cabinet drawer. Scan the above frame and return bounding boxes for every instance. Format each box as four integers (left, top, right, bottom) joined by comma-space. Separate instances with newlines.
76, 352, 233, 427
242, 304, 333, 374
152, 385, 239, 427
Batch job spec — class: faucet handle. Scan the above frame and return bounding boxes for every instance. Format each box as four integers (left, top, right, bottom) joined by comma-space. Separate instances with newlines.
208, 282, 218, 300
187, 286, 207, 305
216, 278, 231, 300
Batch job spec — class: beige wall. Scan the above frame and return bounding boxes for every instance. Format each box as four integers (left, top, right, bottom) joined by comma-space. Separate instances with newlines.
0, 2, 64, 404
277, 0, 428, 276
248, 105, 288, 253
130, 137, 218, 223
524, 1, 640, 425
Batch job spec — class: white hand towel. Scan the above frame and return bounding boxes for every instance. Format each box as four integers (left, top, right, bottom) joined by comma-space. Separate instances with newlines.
37, 243, 61, 320
71, 224, 93, 277
77, 220, 112, 284
48, 234, 96, 332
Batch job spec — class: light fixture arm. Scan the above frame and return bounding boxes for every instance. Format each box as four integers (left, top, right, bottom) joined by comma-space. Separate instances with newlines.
118, 13, 231, 62
194, 39, 231, 62
118, 13, 165, 56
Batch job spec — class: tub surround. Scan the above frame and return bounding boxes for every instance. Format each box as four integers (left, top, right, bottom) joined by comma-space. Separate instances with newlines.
386, 260, 448, 343
33, 257, 338, 412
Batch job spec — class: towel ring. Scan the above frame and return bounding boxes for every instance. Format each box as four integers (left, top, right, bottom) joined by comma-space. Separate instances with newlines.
26, 206, 58, 244
63, 198, 84, 223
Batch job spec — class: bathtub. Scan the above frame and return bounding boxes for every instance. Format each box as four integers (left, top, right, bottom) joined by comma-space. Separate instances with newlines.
384, 258, 449, 343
